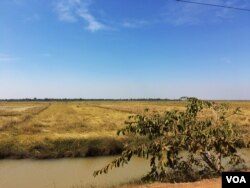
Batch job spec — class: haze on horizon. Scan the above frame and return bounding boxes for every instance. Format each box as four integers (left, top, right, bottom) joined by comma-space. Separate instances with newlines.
0, 0, 250, 100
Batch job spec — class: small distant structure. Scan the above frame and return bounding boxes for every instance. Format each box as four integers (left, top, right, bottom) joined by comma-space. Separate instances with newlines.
179, 96, 188, 101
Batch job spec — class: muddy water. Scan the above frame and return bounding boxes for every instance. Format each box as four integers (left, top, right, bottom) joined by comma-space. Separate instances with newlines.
0, 156, 149, 188
0, 149, 249, 188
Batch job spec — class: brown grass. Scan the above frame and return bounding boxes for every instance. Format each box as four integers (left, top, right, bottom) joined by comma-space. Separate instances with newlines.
0, 101, 249, 158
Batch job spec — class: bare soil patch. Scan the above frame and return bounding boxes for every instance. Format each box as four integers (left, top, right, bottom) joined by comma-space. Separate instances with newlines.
122, 178, 221, 188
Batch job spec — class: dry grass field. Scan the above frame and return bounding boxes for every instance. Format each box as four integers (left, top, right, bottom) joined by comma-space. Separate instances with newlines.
0, 101, 249, 159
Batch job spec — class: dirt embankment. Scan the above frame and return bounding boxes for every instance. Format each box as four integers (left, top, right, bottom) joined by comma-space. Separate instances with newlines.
122, 178, 221, 188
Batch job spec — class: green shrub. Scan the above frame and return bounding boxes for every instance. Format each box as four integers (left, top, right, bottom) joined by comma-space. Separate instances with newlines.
94, 98, 245, 182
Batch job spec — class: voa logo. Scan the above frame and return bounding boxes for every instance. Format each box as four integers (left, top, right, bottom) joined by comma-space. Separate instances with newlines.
222, 172, 249, 188
226, 176, 246, 184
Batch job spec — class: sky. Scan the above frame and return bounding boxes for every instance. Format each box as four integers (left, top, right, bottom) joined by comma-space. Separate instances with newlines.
0, 0, 250, 99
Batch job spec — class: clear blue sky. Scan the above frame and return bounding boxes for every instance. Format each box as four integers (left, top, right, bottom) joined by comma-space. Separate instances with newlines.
0, 0, 250, 99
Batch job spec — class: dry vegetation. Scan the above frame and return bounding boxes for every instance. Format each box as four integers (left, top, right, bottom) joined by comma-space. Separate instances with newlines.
0, 101, 249, 159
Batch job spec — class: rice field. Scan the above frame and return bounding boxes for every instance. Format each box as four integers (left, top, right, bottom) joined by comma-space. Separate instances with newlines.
0, 100, 249, 159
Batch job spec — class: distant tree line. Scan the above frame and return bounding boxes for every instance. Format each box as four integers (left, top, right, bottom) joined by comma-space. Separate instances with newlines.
0, 98, 182, 102
0, 97, 248, 102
